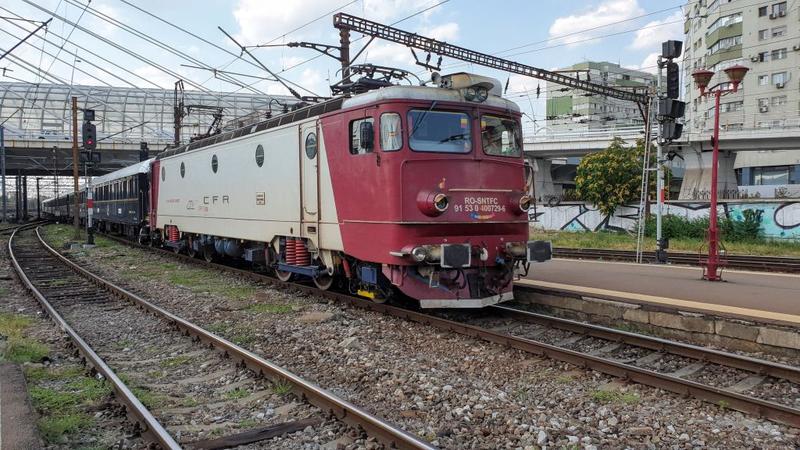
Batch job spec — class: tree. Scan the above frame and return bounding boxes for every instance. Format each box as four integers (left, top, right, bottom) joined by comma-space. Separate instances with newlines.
575, 137, 656, 217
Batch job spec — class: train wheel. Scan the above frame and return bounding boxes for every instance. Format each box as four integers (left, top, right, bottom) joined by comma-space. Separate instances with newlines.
203, 247, 215, 263
313, 274, 334, 291
276, 270, 294, 282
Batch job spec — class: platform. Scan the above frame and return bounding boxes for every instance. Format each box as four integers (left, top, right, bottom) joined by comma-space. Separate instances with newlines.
518, 258, 800, 324
0, 363, 42, 449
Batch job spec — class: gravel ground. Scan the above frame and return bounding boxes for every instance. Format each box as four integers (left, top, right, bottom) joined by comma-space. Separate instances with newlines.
11, 229, 362, 449
42, 227, 800, 449
1, 233, 145, 449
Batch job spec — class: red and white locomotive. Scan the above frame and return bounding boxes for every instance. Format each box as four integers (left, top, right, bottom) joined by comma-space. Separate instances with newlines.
46, 72, 551, 308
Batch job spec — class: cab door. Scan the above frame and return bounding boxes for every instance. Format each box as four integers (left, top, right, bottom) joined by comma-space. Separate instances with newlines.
300, 121, 319, 236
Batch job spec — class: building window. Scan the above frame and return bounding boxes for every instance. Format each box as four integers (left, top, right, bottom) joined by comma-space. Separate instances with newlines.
758, 98, 770, 108
772, 2, 787, 15
771, 48, 787, 60
705, 12, 742, 35
720, 101, 743, 113
772, 26, 787, 37
772, 95, 787, 106
758, 75, 770, 85
757, 51, 770, 62
758, 6, 768, 16
708, 35, 741, 54
758, 29, 769, 40
753, 165, 795, 185
772, 72, 787, 85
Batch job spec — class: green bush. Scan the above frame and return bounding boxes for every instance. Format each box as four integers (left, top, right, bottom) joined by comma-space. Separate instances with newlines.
645, 211, 762, 242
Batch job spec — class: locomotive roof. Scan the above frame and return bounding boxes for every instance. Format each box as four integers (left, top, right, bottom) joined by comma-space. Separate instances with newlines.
158, 83, 520, 160
92, 158, 154, 186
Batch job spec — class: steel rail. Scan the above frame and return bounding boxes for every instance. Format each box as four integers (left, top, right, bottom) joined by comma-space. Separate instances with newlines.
552, 247, 800, 273
97, 231, 800, 428
36, 229, 436, 450
8, 227, 182, 450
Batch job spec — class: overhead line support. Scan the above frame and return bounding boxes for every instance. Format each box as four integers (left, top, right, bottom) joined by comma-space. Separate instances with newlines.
332, 13, 648, 105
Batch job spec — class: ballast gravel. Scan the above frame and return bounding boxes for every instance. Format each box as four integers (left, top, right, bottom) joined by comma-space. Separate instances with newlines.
53, 231, 800, 449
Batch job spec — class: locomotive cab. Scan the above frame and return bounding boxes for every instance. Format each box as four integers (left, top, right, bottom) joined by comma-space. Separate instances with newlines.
328, 73, 552, 307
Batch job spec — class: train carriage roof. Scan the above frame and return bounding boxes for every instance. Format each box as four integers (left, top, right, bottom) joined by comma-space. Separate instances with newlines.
92, 158, 154, 186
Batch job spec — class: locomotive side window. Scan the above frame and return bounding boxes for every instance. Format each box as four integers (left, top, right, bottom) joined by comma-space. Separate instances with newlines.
349, 118, 374, 155
305, 133, 318, 159
255, 144, 265, 167
408, 110, 471, 153
380, 113, 402, 151
481, 115, 522, 157
211, 154, 219, 173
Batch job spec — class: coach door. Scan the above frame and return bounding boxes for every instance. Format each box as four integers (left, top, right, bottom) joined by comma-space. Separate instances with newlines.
300, 121, 319, 235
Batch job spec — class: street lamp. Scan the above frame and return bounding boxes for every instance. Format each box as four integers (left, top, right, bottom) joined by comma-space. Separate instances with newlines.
691, 64, 749, 281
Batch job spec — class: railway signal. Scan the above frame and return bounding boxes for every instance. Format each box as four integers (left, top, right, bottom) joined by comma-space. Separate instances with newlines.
82, 109, 96, 245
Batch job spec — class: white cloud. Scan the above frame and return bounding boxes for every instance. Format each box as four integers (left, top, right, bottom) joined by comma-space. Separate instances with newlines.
425, 22, 459, 41
635, 52, 660, 74
629, 10, 683, 50
548, 0, 644, 47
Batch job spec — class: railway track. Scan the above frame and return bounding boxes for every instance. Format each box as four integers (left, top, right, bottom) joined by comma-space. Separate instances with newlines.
94, 229, 800, 428
552, 247, 800, 273
9, 227, 434, 450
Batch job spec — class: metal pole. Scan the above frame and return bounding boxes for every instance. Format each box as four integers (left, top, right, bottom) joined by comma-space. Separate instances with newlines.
72, 97, 80, 236
53, 147, 59, 197
655, 60, 664, 260
0, 125, 6, 223
339, 28, 351, 84
22, 175, 27, 220
36, 177, 40, 219
705, 90, 722, 281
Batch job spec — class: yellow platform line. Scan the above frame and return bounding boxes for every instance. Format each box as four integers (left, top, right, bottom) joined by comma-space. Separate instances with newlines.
516, 279, 800, 326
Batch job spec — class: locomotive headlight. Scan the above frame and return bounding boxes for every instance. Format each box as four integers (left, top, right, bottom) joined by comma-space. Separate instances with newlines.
463, 87, 477, 101
417, 190, 449, 217
475, 86, 488, 102
411, 246, 428, 262
518, 195, 532, 212
433, 193, 449, 212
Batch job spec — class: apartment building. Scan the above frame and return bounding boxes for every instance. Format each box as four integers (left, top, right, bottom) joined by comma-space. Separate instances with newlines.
683, 0, 800, 194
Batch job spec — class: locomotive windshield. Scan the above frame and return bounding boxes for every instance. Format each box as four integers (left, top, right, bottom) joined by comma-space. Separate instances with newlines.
481, 115, 522, 157
408, 110, 472, 153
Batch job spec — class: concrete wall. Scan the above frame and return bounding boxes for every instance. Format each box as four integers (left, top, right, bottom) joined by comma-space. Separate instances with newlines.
529, 200, 800, 240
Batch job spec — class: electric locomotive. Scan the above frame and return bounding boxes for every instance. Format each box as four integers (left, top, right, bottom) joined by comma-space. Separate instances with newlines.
148, 71, 550, 308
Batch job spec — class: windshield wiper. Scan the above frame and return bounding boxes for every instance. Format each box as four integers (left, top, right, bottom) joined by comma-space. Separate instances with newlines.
409, 101, 438, 139
439, 133, 469, 143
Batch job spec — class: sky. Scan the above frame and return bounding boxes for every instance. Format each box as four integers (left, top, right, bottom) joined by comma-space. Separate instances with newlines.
0, 0, 687, 133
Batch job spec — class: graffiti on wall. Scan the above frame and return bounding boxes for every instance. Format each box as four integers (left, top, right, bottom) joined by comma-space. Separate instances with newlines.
529, 201, 800, 240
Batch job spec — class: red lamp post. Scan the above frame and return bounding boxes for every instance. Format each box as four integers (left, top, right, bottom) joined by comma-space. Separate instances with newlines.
691, 65, 749, 281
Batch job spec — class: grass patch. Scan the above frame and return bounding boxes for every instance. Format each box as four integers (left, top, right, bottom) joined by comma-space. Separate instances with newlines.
590, 390, 640, 405
182, 397, 199, 407
0, 313, 49, 363
238, 418, 259, 429
536, 229, 800, 257
38, 413, 93, 443
159, 355, 191, 368
206, 322, 230, 334
0, 287, 7, 297
130, 386, 166, 409
26, 364, 112, 444
231, 331, 256, 346
272, 379, 293, 396
247, 303, 293, 314
225, 388, 250, 400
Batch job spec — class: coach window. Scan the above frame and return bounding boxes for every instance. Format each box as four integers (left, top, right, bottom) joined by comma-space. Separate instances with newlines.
305, 132, 318, 159
180, 162, 186, 178
349, 117, 374, 155
212, 154, 219, 173
255, 144, 264, 167
380, 113, 402, 151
